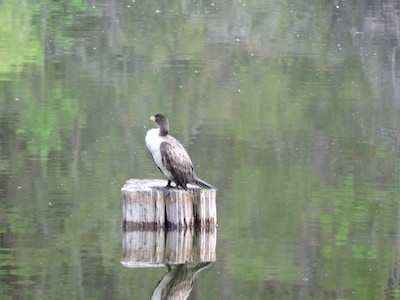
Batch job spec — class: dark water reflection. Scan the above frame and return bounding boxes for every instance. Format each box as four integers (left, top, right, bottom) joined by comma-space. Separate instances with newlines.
2, 0, 400, 299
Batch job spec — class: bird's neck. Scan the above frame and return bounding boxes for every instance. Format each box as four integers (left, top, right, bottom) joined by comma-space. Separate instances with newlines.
159, 127, 168, 136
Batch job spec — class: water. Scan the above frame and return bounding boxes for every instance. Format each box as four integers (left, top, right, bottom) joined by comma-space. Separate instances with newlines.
1, 0, 400, 299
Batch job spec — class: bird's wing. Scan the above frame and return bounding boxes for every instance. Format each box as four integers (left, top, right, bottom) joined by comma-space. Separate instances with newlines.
160, 139, 194, 185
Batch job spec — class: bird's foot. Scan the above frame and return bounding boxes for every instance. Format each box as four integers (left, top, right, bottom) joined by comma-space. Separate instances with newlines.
162, 181, 177, 196
165, 180, 179, 189
162, 187, 171, 196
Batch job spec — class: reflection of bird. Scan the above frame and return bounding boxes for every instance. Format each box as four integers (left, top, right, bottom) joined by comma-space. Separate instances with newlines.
145, 114, 216, 190
151, 262, 212, 300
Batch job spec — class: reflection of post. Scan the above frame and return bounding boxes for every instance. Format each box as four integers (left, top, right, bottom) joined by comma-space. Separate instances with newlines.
121, 228, 216, 267
121, 179, 217, 230
165, 229, 217, 263
122, 230, 165, 267
386, 233, 400, 296
151, 262, 212, 300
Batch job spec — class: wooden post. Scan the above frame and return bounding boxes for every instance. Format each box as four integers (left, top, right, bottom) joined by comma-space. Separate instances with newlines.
121, 179, 217, 230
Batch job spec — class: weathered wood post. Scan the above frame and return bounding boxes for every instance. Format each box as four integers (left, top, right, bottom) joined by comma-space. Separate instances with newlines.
121, 179, 217, 230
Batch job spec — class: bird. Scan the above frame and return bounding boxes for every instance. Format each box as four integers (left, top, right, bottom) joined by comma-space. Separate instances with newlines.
145, 114, 216, 190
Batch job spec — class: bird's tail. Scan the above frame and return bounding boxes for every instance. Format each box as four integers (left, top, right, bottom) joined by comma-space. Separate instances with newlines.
195, 177, 217, 190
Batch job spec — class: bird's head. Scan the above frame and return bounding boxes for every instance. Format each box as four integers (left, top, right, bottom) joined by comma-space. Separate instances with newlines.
150, 114, 169, 136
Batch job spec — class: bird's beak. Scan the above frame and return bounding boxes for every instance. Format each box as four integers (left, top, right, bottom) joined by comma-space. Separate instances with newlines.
150, 116, 155, 121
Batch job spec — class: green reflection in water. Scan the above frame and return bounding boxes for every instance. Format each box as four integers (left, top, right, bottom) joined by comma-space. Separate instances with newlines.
0, 3, 41, 77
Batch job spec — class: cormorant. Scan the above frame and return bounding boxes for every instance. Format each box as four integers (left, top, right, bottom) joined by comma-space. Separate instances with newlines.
145, 114, 216, 190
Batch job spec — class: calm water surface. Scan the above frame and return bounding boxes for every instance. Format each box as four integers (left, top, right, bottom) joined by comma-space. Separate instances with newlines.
1, 0, 400, 299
